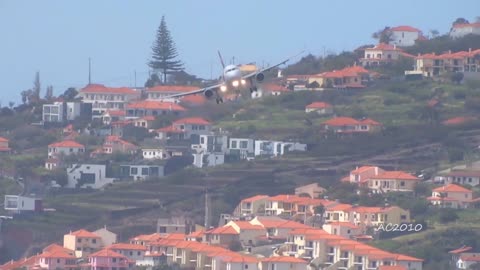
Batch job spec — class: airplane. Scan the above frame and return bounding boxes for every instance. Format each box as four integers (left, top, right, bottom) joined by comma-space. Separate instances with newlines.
164, 50, 304, 104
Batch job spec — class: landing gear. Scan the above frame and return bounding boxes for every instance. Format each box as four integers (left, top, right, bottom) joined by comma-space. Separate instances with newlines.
249, 86, 258, 93
215, 97, 224, 104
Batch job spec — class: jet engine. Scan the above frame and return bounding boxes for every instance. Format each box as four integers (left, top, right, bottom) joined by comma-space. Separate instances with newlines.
256, 72, 265, 83
204, 89, 215, 98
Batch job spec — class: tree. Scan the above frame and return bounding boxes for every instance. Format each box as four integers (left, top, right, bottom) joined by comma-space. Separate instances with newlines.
33, 71, 41, 102
372, 27, 393, 44
429, 29, 440, 38
145, 73, 162, 88
228, 240, 243, 251
149, 16, 183, 83
45, 85, 54, 100
452, 17, 469, 27
438, 208, 459, 223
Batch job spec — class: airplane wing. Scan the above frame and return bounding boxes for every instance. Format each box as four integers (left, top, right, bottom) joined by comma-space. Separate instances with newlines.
161, 82, 223, 99
242, 50, 305, 80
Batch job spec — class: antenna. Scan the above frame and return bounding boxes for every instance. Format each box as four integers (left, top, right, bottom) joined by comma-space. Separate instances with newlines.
134, 70, 137, 88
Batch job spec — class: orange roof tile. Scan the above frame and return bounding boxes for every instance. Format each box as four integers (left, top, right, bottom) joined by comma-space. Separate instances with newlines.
255, 217, 311, 229
220, 255, 259, 263
108, 243, 147, 251
306, 102, 332, 109
442, 116, 475, 126
157, 125, 185, 133
187, 230, 205, 238
449, 246, 473, 254
370, 171, 419, 180
324, 117, 360, 126
48, 140, 85, 148
365, 43, 402, 51
262, 256, 307, 263
126, 100, 186, 111
163, 233, 186, 240
147, 85, 200, 92
80, 84, 137, 95
39, 250, 76, 259
68, 229, 100, 238
360, 118, 381, 125
180, 94, 207, 105
378, 266, 407, 270
241, 195, 269, 203
231, 221, 265, 231
43, 244, 74, 254
433, 184, 472, 193
206, 226, 239, 235
172, 117, 211, 125
460, 255, 480, 262
89, 249, 127, 258
104, 110, 126, 117
390, 25, 421, 32
327, 203, 353, 212
262, 83, 290, 92
452, 22, 480, 29
0, 137, 9, 142
394, 254, 424, 262
325, 222, 360, 229
351, 166, 379, 174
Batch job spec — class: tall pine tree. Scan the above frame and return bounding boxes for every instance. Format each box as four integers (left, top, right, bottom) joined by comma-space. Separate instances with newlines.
149, 16, 183, 84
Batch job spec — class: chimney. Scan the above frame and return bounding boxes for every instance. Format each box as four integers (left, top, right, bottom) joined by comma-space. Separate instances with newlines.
469, 48, 472, 52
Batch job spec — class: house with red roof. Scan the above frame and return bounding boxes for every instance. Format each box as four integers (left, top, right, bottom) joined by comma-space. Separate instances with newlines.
342, 165, 385, 184
322, 117, 382, 134
450, 22, 480, 39
442, 116, 476, 126
225, 220, 267, 247
106, 243, 147, 262
36, 249, 77, 270
87, 248, 135, 270
0, 136, 11, 153
47, 140, 85, 158
294, 183, 326, 199
258, 82, 290, 96
387, 25, 425, 47
360, 43, 415, 67
63, 229, 102, 258
212, 253, 260, 270
307, 65, 372, 89
77, 84, 141, 119
249, 216, 311, 241
305, 101, 333, 114
407, 48, 480, 78
203, 225, 240, 247
145, 85, 201, 100
260, 256, 308, 270
233, 195, 269, 217
156, 117, 212, 140
101, 109, 126, 125
428, 183, 478, 208
457, 254, 480, 270
93, 135, 137, 156
322, 221, 365, 239
126, 100, 186, 118
440, 169, 480, 187
367, 171, 420, 193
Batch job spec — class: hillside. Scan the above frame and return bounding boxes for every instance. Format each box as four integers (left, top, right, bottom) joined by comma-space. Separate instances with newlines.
2, 78, 480, 267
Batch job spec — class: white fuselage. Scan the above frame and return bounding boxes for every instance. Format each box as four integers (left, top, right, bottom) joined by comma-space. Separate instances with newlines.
221, 65, 245, 92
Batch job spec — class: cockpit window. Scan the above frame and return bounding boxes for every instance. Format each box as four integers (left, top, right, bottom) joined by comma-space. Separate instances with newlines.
226, 68, 237, 72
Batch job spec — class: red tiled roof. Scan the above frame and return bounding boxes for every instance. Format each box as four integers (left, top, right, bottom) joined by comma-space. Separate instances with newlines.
180, 94, 207, 105
104, 110, 126, 117
43, 244, 73, 254
324, 117, 360, 126
157, 125, 185, 133
146, 85, 200, 93
206, 226, 239, 235
325, 222, 360, 229
172, 117, 211, 125
327, 203, 353, 212
231, 221, 265, 231
262, 256, 307, 263
187, 230, 205, 238
360, 118, 381, 125
89, 249, 127, 258
39, 250, 76, 259
446, 170, 480, 177
390, 25, 421, 32
449, 246, 473, 254
68, 229, 100, 238
394, 254, 424, 262
378, 266, 407, 270
48, 140, 84, 148
241, 195, 269, 203
370, 171, 419, 180
442, 116, 475, 126
256, 218, 311, 229
433, 184, 472, 193
261, 83, 290, 92
306, 102, 332, 109
126, 100, 186, 111
220, 254, 259, 263
452, 22, 480, 29
108, 243, 147, 251
460, 255, 480, 262
351, 166, 379, 174
80, 84, 137, 95
0, 137, 8, 142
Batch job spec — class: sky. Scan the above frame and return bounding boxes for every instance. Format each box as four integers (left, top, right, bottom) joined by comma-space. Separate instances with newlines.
0, 0, 478, 103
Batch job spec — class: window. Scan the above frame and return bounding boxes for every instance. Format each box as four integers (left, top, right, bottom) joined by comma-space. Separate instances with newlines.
57, 259, 61, 263
131, 167, 138, 175
245, 265, 249, 269
138, 251, 141, 256
141, 168, 149, 176
400, 181, 405, 186
199, 125, 205, 130
130, 251, 133, 256
112, 258, 116, 263
240, 141, 248, 149
77, 239, 82, 243
92, 239, 96, 244
231, 141, 237, 148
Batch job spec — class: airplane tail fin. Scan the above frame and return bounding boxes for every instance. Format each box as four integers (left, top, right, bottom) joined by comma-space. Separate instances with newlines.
217, 50, 226, 69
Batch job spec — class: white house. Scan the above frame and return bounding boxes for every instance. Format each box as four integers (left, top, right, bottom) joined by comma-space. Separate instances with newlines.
4, 195, 43, 213
141, 148, 169, 160
254, 140, 306, 157
43, 102, 82, 123
229, 138, 255, 160
77, 84, 141, 119
450, 22, 480, 39
48, 140, 85, 158
389, 25, 424, 47
66, 164, 115, 189
191, 134, 228, 168
192, 152, 225, 168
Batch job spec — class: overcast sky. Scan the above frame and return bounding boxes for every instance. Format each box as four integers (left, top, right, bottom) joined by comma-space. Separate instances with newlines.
0, 0, 478, 103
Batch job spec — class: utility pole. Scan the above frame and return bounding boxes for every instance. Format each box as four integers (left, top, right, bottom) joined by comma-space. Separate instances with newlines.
134, 70, 137, 88
204, 184, 209, 229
